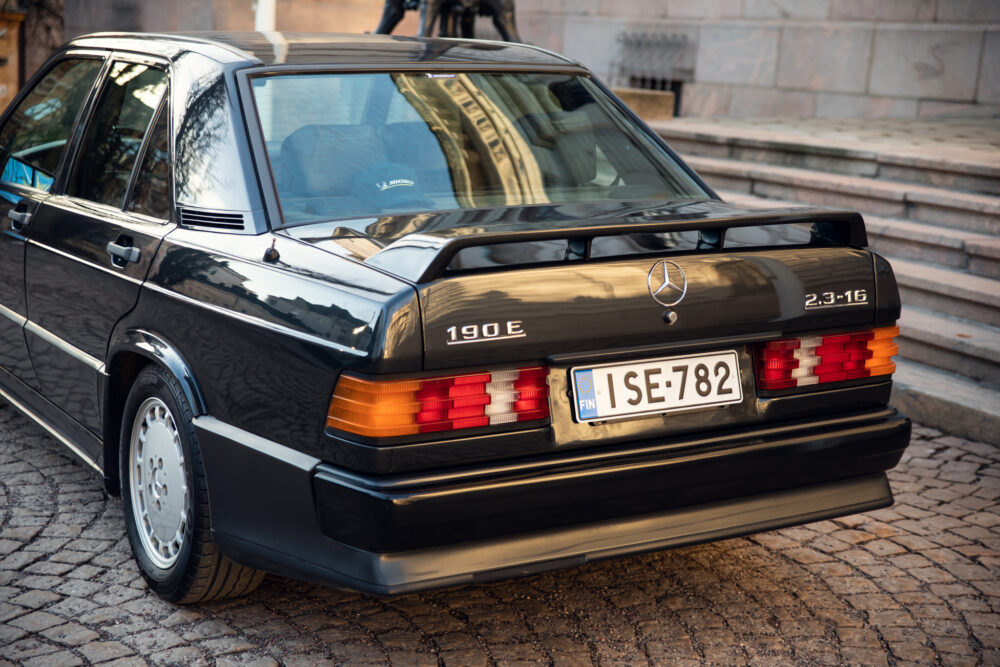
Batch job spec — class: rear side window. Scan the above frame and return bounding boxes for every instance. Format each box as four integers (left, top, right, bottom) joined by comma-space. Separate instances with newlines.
68, 62, 168, 208
0, 58, 103, 192
127, 101, 172, 219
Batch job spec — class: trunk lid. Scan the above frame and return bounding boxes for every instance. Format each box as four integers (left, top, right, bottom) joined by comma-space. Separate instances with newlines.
281, 199, 877, 370
417, 246, 876, 370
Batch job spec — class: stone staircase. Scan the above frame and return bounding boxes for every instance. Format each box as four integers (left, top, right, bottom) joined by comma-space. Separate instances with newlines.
652, 119, 1000, 444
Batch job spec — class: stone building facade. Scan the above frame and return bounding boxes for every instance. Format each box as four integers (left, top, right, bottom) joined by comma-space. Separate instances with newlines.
518, 0, 999, 119
22, 0, 1000, 119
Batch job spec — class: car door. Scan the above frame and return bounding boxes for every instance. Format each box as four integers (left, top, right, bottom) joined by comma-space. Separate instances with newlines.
23, 56, 173, 437
0, 55, 105, 391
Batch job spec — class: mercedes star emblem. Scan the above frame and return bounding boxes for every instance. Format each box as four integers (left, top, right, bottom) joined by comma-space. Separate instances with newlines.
647, 260, 688, 308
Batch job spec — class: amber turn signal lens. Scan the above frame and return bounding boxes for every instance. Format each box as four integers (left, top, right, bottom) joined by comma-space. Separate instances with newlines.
756, 325, 899, 391
328, 367, 550, 438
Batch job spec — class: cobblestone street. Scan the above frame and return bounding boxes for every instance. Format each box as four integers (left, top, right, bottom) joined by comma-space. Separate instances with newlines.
1, 402, 998, 666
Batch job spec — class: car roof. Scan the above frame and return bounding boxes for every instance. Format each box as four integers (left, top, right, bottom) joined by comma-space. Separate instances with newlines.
67, 31, 577, 68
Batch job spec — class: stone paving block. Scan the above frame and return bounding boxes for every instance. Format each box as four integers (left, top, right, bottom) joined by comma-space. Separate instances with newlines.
9, 610, 65, 633
21, 650, 82, 667
869, 25, 985, 101
0, 637, 61, 661
202, 636, 258, 656
438, 649, 490, 666
0, 601, 25, 623
10, 589, 61, 609
40, 622, 100, 646
23, 560, 74, 576
120, 627, 186, 654
78, 641, 134, 664
102, 657, 150, 666
1, 552, 44, 570
0, 623, 28, 645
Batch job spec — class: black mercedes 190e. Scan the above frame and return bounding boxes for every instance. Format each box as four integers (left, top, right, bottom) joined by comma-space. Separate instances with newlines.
0, 31, 910, 603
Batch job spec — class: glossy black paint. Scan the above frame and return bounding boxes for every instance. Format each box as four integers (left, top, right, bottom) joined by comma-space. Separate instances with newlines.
0, 32, 911, 595
0, 190, 39, 388
133, 228, 421, 456
199, 409, 903, 594
356, 203, 867, 283
24, 198, 169, 434
0, 363, 103, 469
313, 409, 909, 552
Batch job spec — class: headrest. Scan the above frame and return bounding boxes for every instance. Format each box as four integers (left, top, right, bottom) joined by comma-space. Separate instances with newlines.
352, 162, 433, 211
281, 124, 384, 196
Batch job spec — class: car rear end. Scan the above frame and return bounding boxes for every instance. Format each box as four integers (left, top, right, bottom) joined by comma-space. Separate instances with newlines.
225, 55, 910, 594
301, 208, 910, 593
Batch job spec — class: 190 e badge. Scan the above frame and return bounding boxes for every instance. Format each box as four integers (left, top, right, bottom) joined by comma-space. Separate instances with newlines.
446, 320, 525, 345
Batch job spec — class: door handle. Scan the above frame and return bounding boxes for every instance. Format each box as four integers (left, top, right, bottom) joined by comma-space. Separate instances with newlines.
106, 241, 141, 265
8, 209, 31, 232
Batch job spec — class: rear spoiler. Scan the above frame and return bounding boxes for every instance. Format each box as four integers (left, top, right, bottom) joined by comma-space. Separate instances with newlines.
364, 208, 867, 283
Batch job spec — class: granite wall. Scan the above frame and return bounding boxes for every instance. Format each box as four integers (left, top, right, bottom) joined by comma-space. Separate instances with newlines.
56, 0, 1000, 119
519, 0, 999, 118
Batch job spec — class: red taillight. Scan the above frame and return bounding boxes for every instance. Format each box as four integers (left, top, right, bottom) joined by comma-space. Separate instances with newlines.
755, 326, 899, 391
328, 366, 550, 438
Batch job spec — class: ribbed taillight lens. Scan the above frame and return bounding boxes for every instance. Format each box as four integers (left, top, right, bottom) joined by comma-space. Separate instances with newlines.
328, 366, 549, 438
755, 326, 899, 391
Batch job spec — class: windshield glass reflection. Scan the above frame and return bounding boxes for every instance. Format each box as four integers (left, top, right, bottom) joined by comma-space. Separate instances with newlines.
251, 72, 706, 232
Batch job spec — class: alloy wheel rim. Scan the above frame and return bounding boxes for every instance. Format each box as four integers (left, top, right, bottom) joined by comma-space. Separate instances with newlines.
128, 397, 189, 569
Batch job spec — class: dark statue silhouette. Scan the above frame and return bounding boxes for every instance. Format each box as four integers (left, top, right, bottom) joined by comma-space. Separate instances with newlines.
375, 0, 521, 42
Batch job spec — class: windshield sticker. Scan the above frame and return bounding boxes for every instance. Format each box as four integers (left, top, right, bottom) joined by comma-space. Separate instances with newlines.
425, 73, 456, 78
376, 178, 415, 191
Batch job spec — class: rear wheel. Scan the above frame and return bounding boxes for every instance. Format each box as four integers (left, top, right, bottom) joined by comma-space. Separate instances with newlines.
120, 365, 265, 603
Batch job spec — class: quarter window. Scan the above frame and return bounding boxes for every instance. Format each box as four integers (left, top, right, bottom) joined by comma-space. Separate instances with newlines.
0, 58, 103, 192
127, 101, 172, 219
68, 62, 167, 208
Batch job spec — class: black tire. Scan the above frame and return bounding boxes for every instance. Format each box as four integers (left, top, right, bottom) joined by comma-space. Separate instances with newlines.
120, 364, 265, 603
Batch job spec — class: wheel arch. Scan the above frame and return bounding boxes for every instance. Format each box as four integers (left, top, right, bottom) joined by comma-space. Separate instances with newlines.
103, 329, 207, 495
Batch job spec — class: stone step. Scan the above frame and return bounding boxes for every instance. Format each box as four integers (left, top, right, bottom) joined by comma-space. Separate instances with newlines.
898, 308, 1000, 386
864, 216, 982, 272
891, 258, 1000, 329
687, 155, 1000, 236
654, 119, 1000, 196
891, 358, 1000, 446
965, 236, 1000, 280
719, 190, 1000, 279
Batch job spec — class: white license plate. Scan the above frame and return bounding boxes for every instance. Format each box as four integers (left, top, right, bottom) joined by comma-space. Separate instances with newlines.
571, 350, 743, 422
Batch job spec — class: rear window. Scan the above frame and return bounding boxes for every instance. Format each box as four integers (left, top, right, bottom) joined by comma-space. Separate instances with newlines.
249, 71, 707, 227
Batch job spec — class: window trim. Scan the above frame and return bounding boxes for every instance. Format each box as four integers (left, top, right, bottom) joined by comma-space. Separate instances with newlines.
0, 50, 109, 197
59, 52, 173, 224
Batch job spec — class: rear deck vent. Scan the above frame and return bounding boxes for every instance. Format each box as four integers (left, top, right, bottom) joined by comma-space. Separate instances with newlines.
179, 208, 247, 231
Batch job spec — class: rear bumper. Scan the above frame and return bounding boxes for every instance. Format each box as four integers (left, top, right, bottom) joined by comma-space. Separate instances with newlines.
195, 408, 909, 595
